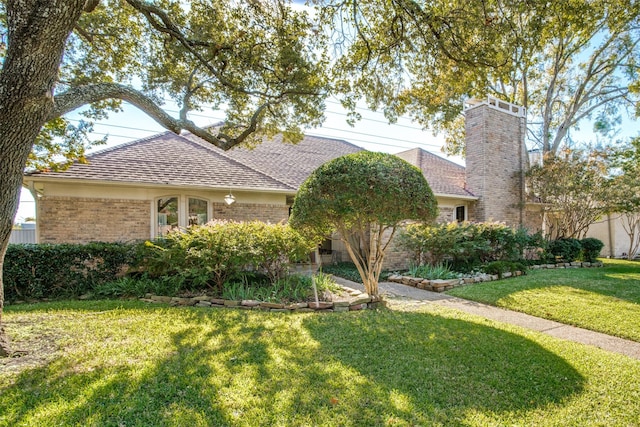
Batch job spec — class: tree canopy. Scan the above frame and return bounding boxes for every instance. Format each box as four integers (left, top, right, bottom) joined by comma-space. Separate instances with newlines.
0, 0, 328, 357
608, 138, 640, 259
23, 0, 329, 169
525, 149, 611, 240
290, 151, 438, 296
319, 0, 640, 156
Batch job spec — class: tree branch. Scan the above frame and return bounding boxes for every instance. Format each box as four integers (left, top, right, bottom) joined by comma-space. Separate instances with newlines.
51, 83, 267, 150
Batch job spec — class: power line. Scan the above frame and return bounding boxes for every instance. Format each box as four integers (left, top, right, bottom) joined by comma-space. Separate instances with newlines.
152, 96, 430, 131
70, 101, 447, 155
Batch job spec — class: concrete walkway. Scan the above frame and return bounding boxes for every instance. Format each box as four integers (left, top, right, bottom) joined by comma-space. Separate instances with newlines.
332, 277, 640, 361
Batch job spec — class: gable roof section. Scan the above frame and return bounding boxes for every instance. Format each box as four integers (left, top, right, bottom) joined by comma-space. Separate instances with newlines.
26, 131, 294, 191
185, 133, 363, 188
395, 148, 476, 198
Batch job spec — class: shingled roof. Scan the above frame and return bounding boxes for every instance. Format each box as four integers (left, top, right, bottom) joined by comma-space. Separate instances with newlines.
184, 132, 363, 189
26, 131, 361, 192
395, 148, 475, 198
25, 130, 475, 199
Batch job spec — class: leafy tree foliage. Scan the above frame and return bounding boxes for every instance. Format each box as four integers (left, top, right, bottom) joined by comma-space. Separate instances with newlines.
319, 0, 640, 155
479, 0, 640, 155
319, 0, 526, 126
290, 152, 437, 296
608, 138, 640, 259
0, 0, 327, 356
526, 149, 612, 240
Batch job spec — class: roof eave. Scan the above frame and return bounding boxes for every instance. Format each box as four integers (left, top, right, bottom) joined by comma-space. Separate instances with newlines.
22, 176, 297, 194
433, 192, 478, 201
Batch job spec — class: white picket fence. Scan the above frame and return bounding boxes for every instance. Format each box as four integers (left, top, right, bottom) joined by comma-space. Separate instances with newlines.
9, 229, 36, 244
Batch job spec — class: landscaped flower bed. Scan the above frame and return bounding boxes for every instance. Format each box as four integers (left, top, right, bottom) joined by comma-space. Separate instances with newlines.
140, 285, 381, 312
388, 261, 604, 293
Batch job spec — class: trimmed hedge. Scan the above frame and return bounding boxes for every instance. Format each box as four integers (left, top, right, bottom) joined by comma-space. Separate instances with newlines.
483, 260, 528, 279
581, 238, 605, 263
4, 222, 315, 302
397, 222, 542, 272
4, 242, 143, 301
547, 238, 582, 262
545, 237, 604, 263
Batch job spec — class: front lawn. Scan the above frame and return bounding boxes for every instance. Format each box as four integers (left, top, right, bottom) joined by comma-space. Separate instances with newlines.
1, 300, 639, 426
447, 259, 640, 342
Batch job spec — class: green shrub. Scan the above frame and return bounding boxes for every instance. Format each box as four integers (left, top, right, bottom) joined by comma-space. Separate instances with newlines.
222, 273, 337, 303
143, 221, 314, 293
580, 237, 604, 262
547, 238, 582, 262
4, 242, 143, 301
249, 222, 314, 282
483, 261, 528, 279
143, 221, 252, 292
321, 262, 364, 283
398, 222, 541, 271
93, 275, 184, 298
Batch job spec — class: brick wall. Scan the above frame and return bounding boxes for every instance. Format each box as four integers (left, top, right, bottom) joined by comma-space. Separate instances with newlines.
465, 101, 527, 227
38, 196, 150, 243
211, 202, 290, 224
37, 197, 291, 244
437, 207, 454, 223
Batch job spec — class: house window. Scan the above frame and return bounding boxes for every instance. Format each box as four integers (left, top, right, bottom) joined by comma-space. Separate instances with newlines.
156, 196, 210, 237
455, 205, 466, 223
188, 198, 208, 226
157, 197, 179, 237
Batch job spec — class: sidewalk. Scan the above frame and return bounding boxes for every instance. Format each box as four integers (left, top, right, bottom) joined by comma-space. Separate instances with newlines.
332, 277, 640, 361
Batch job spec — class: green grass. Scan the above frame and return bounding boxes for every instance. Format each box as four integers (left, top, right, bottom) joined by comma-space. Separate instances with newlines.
447, 259, 640, 342
2, 300, 639, 426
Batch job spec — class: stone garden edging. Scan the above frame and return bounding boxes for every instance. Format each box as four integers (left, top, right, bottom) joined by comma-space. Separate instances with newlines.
140, 285, 381, 312
387, 261, 604, 293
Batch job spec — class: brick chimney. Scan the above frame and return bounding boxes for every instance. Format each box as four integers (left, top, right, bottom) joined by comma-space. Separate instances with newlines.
465, 97, 527, 226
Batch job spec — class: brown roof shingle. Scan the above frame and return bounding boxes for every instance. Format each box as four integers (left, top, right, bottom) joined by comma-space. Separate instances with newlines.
395, 148, 475, 198
27, 132, 294, 191
185, 133, 363, 188
26, 130, 474, 198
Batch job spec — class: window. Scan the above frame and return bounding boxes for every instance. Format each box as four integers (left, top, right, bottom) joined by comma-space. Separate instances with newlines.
157, 196, 179, 237
188, 198, 208, 226
455, 205, 466, 223
156, 196, 210, 237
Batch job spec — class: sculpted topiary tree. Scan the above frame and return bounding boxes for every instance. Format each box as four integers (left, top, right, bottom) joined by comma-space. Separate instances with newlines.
290, 152, 438, 296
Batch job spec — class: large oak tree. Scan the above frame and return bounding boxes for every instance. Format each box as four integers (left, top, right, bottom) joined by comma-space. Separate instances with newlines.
0, 0, 328, 356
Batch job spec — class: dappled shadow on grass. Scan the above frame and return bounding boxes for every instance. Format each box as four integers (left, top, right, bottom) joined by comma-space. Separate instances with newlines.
303, 309, 585, 425
1, 303, 585, 426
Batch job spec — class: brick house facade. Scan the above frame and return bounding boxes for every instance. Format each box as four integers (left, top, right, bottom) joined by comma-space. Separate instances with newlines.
24, 97, 540, 269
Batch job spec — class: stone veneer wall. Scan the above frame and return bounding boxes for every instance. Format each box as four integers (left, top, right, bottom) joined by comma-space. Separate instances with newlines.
465, 100, 527, 227
211, 202, 289, 224
38, 196, 151, 244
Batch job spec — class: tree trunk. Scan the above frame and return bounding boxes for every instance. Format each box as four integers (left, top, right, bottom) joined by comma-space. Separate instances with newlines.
0, 0, 86, 357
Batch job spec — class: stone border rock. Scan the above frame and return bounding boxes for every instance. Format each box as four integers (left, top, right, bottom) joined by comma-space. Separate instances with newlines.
387, 261, 604, 293
139, 285, 381, 312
